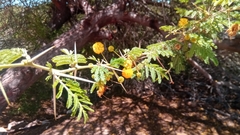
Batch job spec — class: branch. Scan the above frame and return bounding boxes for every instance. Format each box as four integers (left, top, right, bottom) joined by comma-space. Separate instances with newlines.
187, 58, 213, 83
0, 1, 166, 113
187, 58, 223, 97
215, 37, 240, 53
49, 0, 72, 30
78, 0, 94, 14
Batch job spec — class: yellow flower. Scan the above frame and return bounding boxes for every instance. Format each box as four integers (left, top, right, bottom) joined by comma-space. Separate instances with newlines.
117, 76, 124, 83
136, 72, 142, 78
190, 38, 197, 43
93, 42, 104, 54
226, 23, 239, 38
123, 59, 133, 69
178, 18, 188, 27
108, 45, 115, 52
184, 34, 190, 41
122, 68, 133, 79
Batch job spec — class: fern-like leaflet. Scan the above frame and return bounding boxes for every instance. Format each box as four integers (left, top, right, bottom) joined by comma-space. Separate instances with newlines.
53, 77, 94, 123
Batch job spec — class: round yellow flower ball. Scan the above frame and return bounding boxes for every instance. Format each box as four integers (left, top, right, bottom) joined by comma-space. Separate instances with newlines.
122, 68, 133, 79
117, 76, 125, 83
136, 72, 142, 78
108, 45, 115, 52
93, 42, 104, 54
184, 34, 190, 41
123, 59, 133, 69
178, 18, 188, 27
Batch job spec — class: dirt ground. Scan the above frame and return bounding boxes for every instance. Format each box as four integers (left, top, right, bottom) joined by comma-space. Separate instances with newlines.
1, 52, 240, 135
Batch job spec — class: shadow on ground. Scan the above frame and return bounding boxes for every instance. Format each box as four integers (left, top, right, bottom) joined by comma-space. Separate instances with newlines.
6, 90, 240, 135
1, 52, 240, 135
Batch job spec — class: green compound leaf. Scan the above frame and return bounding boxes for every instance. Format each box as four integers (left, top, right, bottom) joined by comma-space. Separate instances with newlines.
66, 92, 73, 109
144, 64, 168, 83
90, 83, 97, 93
57, 78, 93, 123
150, 67, 156, 82
56, 84, 64, 99
0, 48, 25, 71
79, 99, 93, 105
45, 75, 52, 81
46, 62, 52, 68
127, 47, 145, 59
186, 43, 218, 66
88, 56, 97, 61
52, 54, 87, 66
61, 48, 73, 55
82, 104, 94, 112
91, 66, 109, 83
52, 79, 59, 88
147, 42, 174, 59
110, 57, 125, 68
83, 110, 89, 124
77, 106, 83, 121
72, 94, 79, 113
171, 54, 185, 74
